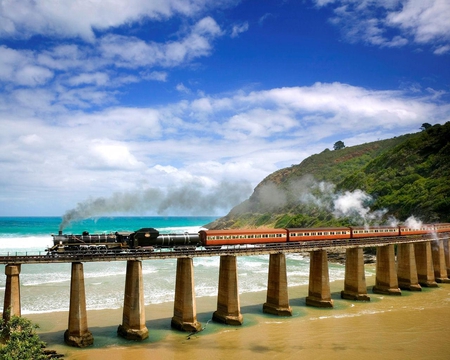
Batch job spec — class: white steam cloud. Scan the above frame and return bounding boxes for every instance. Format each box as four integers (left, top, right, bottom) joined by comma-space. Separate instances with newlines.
256, 175, 429, 227
256, 175, 389, 225
60, 180, 252, 231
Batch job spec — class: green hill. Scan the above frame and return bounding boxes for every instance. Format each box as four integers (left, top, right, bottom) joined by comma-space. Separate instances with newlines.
207, 122, 450, 229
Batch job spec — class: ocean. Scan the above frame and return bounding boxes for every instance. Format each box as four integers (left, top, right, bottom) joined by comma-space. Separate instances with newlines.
0, 216, 349, 314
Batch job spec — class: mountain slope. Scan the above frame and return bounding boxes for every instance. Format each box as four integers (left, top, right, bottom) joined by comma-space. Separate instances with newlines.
207, 122, 450, 229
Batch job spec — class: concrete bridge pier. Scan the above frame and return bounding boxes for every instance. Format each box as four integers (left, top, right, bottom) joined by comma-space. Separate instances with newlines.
213, 255, 243, 325
444, 239, 450, 277
3, 264, 21, 321
263, 253, 292, 316
341, 248, 370, 300
414, 242, 438, 287
397, 243, 422, 291
306, 250, 333, 307
373, 245, 401, 295
171, 258, 202, 332
431, 240, 450, 283
64, 262, 94, 347
118, 260, 149, 340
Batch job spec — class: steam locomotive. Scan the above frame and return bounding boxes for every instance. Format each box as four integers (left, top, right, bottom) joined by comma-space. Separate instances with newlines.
48, 223, 450, 254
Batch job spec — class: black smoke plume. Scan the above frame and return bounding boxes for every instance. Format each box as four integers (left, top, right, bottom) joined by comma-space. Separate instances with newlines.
59, 181, 252, 231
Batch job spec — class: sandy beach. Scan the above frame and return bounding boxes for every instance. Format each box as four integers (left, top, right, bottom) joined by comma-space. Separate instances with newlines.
27, 273, 450, 360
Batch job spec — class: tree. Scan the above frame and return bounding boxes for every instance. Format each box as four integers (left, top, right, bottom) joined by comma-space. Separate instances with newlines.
420, 123, 432, 131
0, 315, 47, 360
333, 140, 345, 150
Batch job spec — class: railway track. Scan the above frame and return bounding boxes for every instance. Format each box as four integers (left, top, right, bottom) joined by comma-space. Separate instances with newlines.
0, 233, 448, 264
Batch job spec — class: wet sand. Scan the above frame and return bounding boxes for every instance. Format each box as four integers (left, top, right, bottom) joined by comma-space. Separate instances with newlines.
28, 273, 450, 360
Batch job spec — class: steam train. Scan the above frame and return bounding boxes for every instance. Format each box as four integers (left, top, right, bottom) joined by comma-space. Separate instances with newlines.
48, 223, 450, 253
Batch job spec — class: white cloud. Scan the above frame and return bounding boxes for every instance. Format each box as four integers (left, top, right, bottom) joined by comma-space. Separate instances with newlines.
88, 140, 146, 170
0, 16, 224, 113
434, 45, 450, 55
67, 72, 110, 87
0, 0, 230, 41
387, 0, 450, 44
98, 17, 222, 68
0, 46, 54, 86
176, 83, 191, 93
314, 0, 450, 53
231, 22, 249, 38
142, 71, 168, 82
1, 81, 447, 215
258, 13, 274, 26
224, 108, 297, 139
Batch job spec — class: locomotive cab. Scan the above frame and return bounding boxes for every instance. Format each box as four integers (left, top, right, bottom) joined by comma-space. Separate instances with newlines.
130, 228, 160, 247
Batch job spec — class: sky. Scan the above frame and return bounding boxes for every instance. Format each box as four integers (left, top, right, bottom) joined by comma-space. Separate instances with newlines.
1, 0, 449, 217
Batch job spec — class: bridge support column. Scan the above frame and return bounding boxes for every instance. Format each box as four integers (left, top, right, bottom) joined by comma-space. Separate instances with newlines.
373, 245, 401, 295
397, 243, 422, 291
341, 248, 370, 300
118, 260, 149, 340
431, 240, 450, 283
65, 262, 93, 347
306, 250, 333, 307
213, 255, 243, 325
3, 264, 21, 321
263, 253, 292, 316
445, 240, 450, 277
414, 242, 438, 287
171, 258, 202, 332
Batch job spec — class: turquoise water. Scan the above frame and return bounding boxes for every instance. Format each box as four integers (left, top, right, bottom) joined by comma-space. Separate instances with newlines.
0, 217, 347, 314
0, 216, 217, 237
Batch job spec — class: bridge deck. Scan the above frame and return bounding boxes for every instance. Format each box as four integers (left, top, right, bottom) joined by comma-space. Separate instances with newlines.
0, 233, 448, 264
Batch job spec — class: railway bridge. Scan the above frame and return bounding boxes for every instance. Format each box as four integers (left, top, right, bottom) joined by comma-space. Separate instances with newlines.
1, 233, 450, 347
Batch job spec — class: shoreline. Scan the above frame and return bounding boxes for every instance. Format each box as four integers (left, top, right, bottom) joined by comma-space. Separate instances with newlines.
30, 277, 351, 357
27, 273, 450, 359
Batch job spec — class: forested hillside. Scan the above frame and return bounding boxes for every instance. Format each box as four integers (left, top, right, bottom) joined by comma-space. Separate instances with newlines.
207, 122, 450, 229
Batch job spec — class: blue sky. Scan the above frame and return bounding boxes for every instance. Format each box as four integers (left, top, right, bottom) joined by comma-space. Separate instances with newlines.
1, 0, 449, 217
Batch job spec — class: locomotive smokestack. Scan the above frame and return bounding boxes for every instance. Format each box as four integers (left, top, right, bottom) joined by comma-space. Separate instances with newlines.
59, 230, 62, 235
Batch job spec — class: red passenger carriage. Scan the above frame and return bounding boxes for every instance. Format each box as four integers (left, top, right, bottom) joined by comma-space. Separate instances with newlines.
287, 227, 351, 242
199, 229, 287, 246
399, 224, 436, 236
350, 226, 400, 238
435, 223, 450, 233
